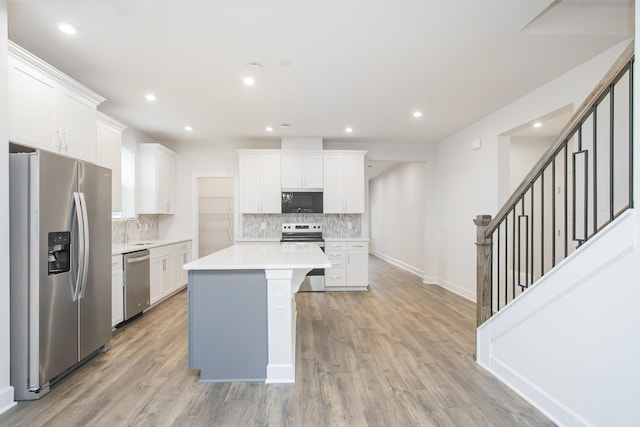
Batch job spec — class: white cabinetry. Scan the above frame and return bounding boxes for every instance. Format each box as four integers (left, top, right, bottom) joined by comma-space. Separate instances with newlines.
96, 113, 126, 212
323, 152, 366, 213
8, 42, 104, 162
111, 255, 124, 327
149, 241, 192, 307
325, 241, 347, 287
346, 241, 369, 287
137, 144, 176, 214
281, 152, 323, 189
325, 240, 368, 290
238, 151, 281, 213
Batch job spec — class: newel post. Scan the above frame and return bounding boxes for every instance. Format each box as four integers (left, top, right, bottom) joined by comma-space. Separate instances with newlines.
474, 215, 493, 328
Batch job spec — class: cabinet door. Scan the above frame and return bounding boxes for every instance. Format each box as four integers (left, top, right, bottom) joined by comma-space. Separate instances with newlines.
260, 155, 282, 213
303, 154, 324, 188
239, 155, 261, 213
96, 121, 122, 212
347, 251, 369, 287
111, 257, 124, 327
239, 154, 281, 213
323, 155, 344, 213
156, 149, 176, 214
281, 154, 303, 188
8, 56, 57, 151
57, 87, 97, 162
343, 155, 365, 213
149, 256, 164, 305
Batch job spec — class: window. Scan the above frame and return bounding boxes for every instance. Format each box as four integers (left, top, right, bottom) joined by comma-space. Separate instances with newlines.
112, 145, 136, 219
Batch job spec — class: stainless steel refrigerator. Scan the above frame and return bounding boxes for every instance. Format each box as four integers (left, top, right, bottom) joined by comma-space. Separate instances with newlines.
9, 149, 112, 400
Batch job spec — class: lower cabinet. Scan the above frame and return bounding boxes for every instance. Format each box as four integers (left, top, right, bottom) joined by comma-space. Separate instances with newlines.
111, 255, 124, 327
149, 241, 192, 307
325, 240, 368, 290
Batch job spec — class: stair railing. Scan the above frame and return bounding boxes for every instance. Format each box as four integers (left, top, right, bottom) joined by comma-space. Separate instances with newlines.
475, 42, 634, 327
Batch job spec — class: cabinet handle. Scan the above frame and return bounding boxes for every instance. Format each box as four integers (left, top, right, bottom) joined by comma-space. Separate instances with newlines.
162, 259, 166, 271
55, 129, 62, 151
330, 276, 342, 279
63, 130, 69, 152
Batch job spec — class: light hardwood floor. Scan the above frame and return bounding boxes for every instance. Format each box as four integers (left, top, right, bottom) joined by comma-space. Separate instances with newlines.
0, 256, 553, 426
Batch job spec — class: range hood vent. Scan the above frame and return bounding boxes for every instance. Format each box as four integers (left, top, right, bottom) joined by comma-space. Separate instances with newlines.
281, 138, 323, 150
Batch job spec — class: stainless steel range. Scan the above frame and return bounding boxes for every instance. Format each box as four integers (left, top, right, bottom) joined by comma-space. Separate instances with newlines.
281, 223, 325, 291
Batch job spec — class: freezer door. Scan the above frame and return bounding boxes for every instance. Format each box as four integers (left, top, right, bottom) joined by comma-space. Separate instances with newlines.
78, 161, 112, 360
36, 151, 80, 386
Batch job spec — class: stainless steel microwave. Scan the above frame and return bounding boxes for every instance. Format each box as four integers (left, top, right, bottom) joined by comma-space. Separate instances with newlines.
281, 191, 323, 213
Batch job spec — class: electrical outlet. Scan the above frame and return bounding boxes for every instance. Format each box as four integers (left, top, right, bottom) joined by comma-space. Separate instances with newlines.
347, 222, 352, 230
275, 293, 285, 310
260, 222, 266, 230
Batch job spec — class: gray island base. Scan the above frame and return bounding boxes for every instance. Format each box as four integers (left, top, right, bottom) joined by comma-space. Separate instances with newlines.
184, 244, 330, 383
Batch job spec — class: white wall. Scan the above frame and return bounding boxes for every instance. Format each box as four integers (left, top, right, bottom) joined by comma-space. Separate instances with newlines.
369, 162, 426, 276
427, 39, 630, 302
477, 210, 640, 426
509, 136, 554, 192
0, 0, 16, 415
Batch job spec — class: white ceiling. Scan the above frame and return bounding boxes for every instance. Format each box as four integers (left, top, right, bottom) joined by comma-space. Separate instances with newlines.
6, 0, 634, 147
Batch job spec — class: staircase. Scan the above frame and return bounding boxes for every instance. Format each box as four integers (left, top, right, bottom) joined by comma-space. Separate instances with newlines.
475, 42, 640, 426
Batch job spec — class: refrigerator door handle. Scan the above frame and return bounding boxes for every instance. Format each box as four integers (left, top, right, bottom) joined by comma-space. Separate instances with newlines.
78, 192, 90, 299
72, 192, 86, 302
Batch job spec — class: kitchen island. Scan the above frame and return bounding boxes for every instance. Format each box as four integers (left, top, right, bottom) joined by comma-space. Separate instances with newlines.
183, 243, 330, 383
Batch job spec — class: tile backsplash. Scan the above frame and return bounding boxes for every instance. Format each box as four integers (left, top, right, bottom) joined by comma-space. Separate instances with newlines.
242, 214, 362, 239
112, 215, 159, 245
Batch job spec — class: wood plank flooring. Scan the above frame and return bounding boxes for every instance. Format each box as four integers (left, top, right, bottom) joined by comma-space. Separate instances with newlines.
0, 256, 554, 426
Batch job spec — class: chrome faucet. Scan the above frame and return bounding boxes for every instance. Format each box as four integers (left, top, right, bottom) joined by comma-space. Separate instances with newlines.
124, 217, 141, 244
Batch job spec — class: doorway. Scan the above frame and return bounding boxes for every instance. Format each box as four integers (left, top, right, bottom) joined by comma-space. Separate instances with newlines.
193, 177, 235, 259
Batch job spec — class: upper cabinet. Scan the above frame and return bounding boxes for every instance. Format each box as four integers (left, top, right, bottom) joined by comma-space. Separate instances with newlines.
323, 152, 366, 214
281, 152, 323, 190
137, 143, 176, 214
238, 151, 281, 213
96, 113, 126, 212
8, 41, 104, 162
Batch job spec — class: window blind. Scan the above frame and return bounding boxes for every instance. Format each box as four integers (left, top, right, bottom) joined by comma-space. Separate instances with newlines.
113, 145, 136, 218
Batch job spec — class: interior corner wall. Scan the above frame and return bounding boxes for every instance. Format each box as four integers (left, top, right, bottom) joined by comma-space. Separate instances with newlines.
0, 0, 16, 415
369, 162, 426, 276
430, 39, 630, 302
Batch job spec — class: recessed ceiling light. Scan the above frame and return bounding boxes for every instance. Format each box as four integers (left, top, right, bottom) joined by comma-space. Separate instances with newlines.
184, 125, 193, 132
145, 93, 157, 101
345, 127, 353, 133
413, 111, 423, 118
57, 22, 77, 35
243, 77, 256, 86
265, 126, 274, 132
533, 122, 542, 128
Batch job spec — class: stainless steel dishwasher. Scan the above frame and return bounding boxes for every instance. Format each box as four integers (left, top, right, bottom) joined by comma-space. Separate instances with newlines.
123, 249, 150, 320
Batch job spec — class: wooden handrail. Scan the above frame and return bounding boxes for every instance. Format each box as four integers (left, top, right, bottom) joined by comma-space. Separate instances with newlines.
486, 41, 635, 236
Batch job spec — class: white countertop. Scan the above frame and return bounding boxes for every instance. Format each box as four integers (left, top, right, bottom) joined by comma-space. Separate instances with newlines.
112, 238, 191, 256
184, 243, 331, 271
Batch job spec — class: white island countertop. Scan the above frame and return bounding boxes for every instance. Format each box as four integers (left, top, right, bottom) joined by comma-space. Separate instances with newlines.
184, 243, 331, 271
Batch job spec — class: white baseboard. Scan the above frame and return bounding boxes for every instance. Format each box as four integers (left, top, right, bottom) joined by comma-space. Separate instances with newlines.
0, 386, 16, 416
424, 276, 476, 302
370, 251, 424, 278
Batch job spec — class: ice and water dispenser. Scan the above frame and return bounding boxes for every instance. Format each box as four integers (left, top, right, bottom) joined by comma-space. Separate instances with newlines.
48, 231, 71, 274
